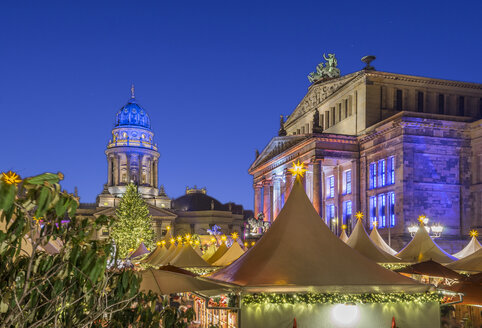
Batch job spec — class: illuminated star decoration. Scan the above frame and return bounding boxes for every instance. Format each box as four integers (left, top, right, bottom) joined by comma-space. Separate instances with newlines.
288, 160, 307, 178
156, 241, 162, 246
469, 229, 479, 238
231, 232, 239, 240
170, 238, 175, 245
373, 221, 378, 228
418, 215, 427, 225
161, 240, 166, 246
184, 234, 191, 242
341, 224, 347, 230
355, 211, 363, 221
221, 235, 227, 242
2, 171, 22, 186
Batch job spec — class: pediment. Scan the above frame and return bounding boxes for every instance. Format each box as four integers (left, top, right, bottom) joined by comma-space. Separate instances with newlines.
285, 72, 362, 127
249, 135, 306, 172
93, 204, 177, 219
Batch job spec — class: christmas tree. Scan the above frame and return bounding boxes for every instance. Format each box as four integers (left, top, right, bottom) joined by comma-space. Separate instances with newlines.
111, 183, 155, 257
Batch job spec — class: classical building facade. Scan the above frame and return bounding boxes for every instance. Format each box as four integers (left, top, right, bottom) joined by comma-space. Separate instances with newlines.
77, 87, 248, 239
249, 58, 482, 251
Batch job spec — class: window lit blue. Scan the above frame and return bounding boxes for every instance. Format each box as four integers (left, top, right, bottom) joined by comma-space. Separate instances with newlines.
327, 176, 335, 198
369, 163, 377, 189
378, 159, 386, 187
369, 196, 377, 228
377, 194, 386, 227
388, 156, 395, 185
345, 170, 351, 194
343, 200, 352, 226
388, 192, 395, 227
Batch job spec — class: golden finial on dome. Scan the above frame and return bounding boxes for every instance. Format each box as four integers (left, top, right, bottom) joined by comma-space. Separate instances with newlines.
130, 83, 135, 98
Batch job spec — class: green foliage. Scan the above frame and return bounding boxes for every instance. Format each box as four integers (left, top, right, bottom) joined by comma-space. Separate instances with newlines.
110, 183, 155, 257
161, 307, 195, 328
0, 172, 161, 328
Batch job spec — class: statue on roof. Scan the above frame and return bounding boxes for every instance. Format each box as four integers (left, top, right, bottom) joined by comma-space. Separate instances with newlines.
278, 115, 287, 136
308, 53, 341, 83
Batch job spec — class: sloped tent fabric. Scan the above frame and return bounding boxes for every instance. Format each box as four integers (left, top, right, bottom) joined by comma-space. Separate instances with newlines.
369, 225, 397, 256
346, 219, 400, 263
161, 243, 184, 265
169, 244, 211, 268
212, 241, 245, 266
339, 230, 349, 243
396, 224, 457, 264
140, 245, 167, 265
150, 243, 176, 266
206, 242, 228, 264
163, 228, 173, 243
208, 178, 429, 293
140, 268, 228, 295
453, 236, 482, 259
395, 260, 462, 280
129, 242, 150, 259
202, 244, 217, 261
446, 248, 482, 273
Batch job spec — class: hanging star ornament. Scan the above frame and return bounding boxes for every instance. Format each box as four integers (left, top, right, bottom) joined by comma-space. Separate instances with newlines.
469, 229, 479, 238
355, 211, 363, 221
288, 160, 307, 178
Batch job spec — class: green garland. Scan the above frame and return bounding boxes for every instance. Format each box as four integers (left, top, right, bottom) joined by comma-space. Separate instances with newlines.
380, 263, 409, 271
242, 292, 442, 305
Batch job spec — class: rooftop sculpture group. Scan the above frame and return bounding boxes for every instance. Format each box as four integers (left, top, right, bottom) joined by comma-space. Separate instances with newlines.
308, 53, 341, 83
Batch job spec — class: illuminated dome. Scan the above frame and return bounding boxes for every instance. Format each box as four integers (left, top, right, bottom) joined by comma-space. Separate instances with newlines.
115, 97, 151, 130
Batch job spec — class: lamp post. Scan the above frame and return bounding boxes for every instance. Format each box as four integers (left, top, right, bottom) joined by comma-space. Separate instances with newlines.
407, 215, 444, 238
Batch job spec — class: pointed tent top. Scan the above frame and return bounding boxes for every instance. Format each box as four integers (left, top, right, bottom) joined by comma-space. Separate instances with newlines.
212, 241, 246, 266
453, 236, 482, 259
339, 229, 349, 243
369, 225, 398, 256
141, 244, 167, 265
129, 242, 149, 259
170, 244, 211, 268
208, 178, 428, 293
396, 223, 457, 263
346, 219, 400, 263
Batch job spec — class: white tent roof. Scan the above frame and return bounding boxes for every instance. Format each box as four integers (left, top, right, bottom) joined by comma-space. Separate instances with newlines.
396, 225, 456, 264
140, 268, 228, 295
339, 230, 349, 243
453, 237, 482, 259
212, 241, 245, 266
129, 242, 149, 259
208, 178, 428, 293
159, 243, 183, 266
141, 245, 168, 265
346, 220, 400, 263
207, 242, 228, 264
446, 248, 482, 273
202, 244, 217, 261
369, 226, 397, 256
169, 244, 211, 268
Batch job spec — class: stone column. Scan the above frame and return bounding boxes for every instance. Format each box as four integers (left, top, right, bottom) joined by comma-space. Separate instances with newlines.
351, 159, 359, 231
254, 184, 262, 216
284, 169, 292, 202
273, 177, 282, 219
263, 179, 272, 222
321, 167, 326, 219
126, 153, 131, 183
107, 156, 113, 186
312, 159, 322, 215
153, 159, 159, 188
115, 154, 120, 185
333, 165, 340, 235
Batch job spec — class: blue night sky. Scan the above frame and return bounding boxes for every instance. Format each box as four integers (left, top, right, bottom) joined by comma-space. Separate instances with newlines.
1, 0, 481, 209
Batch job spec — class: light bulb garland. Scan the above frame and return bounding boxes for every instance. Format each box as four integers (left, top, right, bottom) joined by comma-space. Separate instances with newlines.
242, 292, 443, 305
